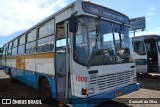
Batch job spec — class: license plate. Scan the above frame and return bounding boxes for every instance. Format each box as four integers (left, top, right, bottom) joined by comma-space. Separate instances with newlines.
115, 90, 124, 97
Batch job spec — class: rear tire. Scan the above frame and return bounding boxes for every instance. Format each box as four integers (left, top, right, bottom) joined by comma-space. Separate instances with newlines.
41, 79, 52, 98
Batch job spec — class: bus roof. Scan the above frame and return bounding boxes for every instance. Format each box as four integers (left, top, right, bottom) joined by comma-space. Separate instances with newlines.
132, 34, 160, 40
3, 0, 129, 46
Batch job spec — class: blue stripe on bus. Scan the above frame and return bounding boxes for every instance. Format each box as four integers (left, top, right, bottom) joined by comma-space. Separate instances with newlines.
5, 66, 57, 98
72, 83, 140, 107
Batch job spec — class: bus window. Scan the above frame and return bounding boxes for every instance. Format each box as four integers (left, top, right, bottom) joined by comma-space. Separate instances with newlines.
37, 36, 54, 53
145, 43, 151, 52
134, 41, 145, 55
13, 39, 18, 47
9, 42, 12, 50
12, 47, 17, 55
18, 45, 25, 54
56, 23, 66, 53
27, 29, 36, 42
39, 19, 54, 38
26, 41, 36, 54
56, 39, 66, 53
103, 32, 115, 64
75, 24, 88, 64
7, 42, 12, 56
19, 35, 26, 45
7, 49, 12, 55
3, 44, 7, 56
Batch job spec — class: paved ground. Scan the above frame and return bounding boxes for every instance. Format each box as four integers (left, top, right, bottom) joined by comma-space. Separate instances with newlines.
0, 70, 160, 107
117, 73, 160, 107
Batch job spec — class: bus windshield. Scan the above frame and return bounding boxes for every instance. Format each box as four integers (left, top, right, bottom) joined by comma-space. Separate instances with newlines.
74, 16, 134, 66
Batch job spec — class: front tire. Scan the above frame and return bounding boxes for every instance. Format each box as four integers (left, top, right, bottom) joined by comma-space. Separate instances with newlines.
41, 79, 52, 98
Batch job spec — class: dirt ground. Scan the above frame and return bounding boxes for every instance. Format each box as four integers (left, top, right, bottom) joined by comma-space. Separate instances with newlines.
0, 70, 160, 107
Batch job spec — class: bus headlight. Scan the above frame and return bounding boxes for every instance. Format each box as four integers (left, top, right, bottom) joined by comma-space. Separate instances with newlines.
87, 87, 94, 95
81, 87, 94, 95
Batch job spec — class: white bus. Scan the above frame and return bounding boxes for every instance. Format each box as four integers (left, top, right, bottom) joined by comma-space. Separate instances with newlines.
132, 34, 160, 73
2, 0, 140, 106
0, 53, 2, 69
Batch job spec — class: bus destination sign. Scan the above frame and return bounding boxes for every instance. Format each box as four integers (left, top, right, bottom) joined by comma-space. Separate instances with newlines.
82, 2, 130, 24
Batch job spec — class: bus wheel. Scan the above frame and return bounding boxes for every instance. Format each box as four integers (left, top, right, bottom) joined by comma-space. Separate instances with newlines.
42, 79, 52, 98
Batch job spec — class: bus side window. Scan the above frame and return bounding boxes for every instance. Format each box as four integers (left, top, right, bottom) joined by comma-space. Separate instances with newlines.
134, 41, 146, 55
37, 36, 54, 53
26, 41, 36, 54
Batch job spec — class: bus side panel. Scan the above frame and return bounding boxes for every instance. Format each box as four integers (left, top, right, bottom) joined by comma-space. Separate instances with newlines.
8, 52, 57, 98
35, 53, 55, 75
22, 70, 57, 98
17, 69, 25, 83
16, 69, 22, 81
24, 70, 38, 89
24, 55, 37, 89
47, 77, 57, 98
35, 53, 56, 98
7, 66, 57, 98
11, 68, 17, 78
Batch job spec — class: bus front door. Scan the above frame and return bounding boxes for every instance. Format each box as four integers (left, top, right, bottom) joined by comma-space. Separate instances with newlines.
55, 21, 70, 99
145, 39, 159, 73
133, 41, 148, 73
157, 38, 160, 73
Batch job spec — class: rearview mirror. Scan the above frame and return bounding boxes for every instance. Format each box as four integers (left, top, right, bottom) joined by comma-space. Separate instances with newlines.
69, 15, 78, 33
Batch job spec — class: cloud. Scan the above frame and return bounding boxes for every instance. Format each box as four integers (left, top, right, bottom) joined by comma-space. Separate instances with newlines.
0, 0, 67, 37
146, 12, 155, 16
146, 18, 151, 23
150, 6, 156, 11
145, 6, 156, 24
154, 27, 160, 31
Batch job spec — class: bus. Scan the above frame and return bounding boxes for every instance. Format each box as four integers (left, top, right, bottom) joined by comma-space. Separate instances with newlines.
132, 34, 160, 74
2, 0, 140, 106
0, 53, 2, 69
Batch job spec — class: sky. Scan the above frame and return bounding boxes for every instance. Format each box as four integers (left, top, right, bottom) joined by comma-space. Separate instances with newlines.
0, 0, 160, 47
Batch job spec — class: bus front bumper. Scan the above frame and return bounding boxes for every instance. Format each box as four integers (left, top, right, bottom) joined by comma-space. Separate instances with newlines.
72, 83, 140, 107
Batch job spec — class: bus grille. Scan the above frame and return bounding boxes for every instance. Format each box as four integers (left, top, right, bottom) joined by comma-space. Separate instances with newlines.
89, 71, 134, 91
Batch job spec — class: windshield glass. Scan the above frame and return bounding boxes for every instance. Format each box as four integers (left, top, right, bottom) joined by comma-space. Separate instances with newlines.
73, 16, 134, 66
